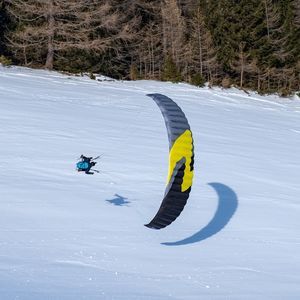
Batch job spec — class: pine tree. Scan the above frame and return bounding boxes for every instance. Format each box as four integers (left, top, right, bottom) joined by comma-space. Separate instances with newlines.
162, 54, 182, 82
264, 0, 300, 93
0, 0, 10, 56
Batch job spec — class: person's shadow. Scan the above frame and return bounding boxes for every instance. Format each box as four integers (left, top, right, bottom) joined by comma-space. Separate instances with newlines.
162, 182, 238, 246
106, 194, 130, 206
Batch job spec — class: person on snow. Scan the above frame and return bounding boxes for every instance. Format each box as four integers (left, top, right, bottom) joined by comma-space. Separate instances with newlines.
76, 155, 97, 174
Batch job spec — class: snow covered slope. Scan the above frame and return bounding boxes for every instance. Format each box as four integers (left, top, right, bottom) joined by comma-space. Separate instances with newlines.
0, 66, 300, 299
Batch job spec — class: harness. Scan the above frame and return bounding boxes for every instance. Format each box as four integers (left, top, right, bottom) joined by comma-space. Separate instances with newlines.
76, 161, 90, 170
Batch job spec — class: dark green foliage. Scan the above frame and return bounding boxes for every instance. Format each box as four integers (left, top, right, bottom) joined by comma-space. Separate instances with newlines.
89, 73, 96, 80
203, 0, 299, 94
162, 55, 182, 83
0, 1, 9, 56
0, 55, 12, 65
2, 0, 299, 94
190, 73, 205, 87
54, 49, 95, 74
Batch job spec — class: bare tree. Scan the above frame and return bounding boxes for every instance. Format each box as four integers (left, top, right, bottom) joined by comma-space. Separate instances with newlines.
238, 42, 247, 88
161, 0, 186, 66
263, 0, 279, 40
295, 0, 300, 26
6, 0, 135, 69
188, 6, 218, 82
126, 0, 164, 79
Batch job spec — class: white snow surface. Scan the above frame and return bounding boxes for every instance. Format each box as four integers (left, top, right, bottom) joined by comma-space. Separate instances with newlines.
0, 66, 300, 299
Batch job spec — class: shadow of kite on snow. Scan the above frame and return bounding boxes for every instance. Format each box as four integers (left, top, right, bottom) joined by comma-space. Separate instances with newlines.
106, 194, 130, 206
162, 182, 238, 246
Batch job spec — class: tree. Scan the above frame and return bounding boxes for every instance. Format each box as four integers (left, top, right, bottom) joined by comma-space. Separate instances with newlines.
188, 5, 218, 84
0, 0, 10, 56
6, 0, 135, 70
124, 0, 163, 79
161, 0, 186, 69
162, 54, 182, 82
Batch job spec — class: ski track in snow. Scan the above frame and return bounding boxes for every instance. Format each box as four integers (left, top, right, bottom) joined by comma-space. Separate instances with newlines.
0, 65, 300, 299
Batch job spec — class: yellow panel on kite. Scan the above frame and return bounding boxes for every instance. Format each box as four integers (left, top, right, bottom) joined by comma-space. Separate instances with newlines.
167, 129, 194, 192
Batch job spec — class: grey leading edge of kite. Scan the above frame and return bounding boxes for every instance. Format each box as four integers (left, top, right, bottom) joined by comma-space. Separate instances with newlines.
145, 93, 194, 229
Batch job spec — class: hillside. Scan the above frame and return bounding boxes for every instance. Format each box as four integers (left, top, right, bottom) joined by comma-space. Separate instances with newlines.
0, 66, 300, 299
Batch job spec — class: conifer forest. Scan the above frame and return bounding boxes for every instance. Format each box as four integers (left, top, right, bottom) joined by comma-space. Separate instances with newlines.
0, 0, 299, 95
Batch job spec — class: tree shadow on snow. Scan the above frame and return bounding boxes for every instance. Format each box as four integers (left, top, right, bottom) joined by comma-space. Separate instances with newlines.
162, 182, 238, 246
106, 194, 130, 206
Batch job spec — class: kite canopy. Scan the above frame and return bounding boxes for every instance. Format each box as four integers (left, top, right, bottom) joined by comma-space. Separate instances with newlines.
145, 94, 194, 229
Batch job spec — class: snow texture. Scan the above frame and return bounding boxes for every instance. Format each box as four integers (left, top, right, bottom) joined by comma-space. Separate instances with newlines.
0, 65, 300, 299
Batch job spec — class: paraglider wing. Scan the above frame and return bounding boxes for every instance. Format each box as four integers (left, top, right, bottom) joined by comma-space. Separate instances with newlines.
145, 94, 194, 229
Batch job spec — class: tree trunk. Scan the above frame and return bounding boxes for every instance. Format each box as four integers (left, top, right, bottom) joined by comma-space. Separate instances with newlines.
197, 21, 203, 76
239, 43, 245, 88
23, 46, 27, 66
45, 0, 55, 70
264, 0, 270, 39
